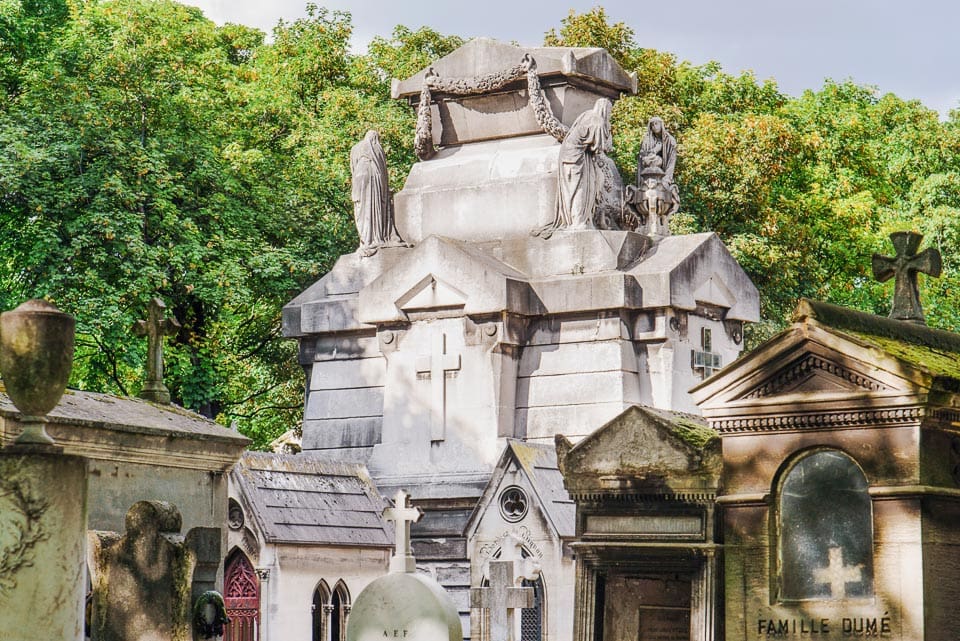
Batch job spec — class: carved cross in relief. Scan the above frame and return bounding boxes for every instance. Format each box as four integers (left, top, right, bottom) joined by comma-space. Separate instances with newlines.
132, 297, 181, 404
382, 489, 422, 573
872, 231, 942, 324
471, 559, 535, 641
813, 546, 863, 599
415, 331, 461, 441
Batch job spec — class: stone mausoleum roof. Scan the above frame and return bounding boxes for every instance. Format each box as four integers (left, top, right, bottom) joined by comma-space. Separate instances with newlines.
231, 452, 393, 547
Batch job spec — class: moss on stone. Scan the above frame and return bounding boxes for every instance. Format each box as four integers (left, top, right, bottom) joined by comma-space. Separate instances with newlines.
667, 416, 718, 450
845, 330, 960, 381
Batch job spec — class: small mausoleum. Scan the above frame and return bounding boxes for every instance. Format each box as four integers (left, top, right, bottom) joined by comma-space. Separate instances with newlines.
693, 297, 960, 641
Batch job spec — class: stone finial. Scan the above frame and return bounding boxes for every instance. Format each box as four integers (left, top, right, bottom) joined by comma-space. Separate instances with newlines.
872, 231, 942, 324
382, 489, 423, 573
133, 297, 180, 404
0, 299, 75, 446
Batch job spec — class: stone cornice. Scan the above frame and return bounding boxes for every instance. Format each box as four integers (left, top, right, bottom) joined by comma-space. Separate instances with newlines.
710, 406, 923, 435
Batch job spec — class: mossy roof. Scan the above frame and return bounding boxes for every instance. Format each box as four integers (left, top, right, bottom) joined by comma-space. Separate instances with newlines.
795, 298, 960, 381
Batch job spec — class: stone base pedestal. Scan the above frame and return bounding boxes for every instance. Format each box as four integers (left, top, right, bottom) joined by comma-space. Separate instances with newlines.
0, 448, 87, 640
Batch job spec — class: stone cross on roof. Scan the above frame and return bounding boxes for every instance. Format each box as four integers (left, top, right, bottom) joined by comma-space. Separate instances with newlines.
471, 558, 535, 641
133, 297, 180, 404
872, 231, 942, 324
383, 489, 423, 573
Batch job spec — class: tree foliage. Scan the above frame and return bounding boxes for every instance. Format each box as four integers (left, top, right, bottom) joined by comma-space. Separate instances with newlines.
2, 3, 959, 447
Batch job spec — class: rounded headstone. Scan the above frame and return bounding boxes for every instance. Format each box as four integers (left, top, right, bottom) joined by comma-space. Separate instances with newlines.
347, 572, 462, 641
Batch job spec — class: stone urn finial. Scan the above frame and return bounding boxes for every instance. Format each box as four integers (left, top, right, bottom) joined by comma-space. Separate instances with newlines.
0, 299, 75, 445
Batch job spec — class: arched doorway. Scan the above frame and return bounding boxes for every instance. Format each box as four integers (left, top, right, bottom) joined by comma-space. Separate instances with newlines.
223, 549, 259, 641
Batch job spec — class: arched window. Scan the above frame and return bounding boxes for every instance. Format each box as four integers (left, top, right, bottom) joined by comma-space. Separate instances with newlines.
312, 580, 331, 641
223, 549, 260, 641
778, 450, 873, 601
520, 575, 545, 641
331, 580, 351, 641
481, 545, 545, 641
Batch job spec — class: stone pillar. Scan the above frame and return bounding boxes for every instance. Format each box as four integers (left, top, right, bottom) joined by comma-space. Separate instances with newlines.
691, 551, 717, 641
324, 604, 335, 641
0, 448, 88, 641
256, 567, 271, 641
572, 560, 598, 641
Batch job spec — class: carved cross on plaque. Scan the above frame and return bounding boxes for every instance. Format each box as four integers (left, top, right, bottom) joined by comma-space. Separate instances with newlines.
133, 297, 181, 404
382, 489, 423, 573
813, 546, 863, 599
471, 559, 535, 641
872, 231, 942, 324
415, 331, 461, 441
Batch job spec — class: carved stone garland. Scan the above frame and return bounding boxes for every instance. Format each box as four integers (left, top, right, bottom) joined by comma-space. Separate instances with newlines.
415, 54, 569, 160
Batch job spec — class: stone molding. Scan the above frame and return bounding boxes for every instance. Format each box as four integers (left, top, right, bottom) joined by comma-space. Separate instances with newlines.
711, 406, 923, 434
740, 353, 889, 399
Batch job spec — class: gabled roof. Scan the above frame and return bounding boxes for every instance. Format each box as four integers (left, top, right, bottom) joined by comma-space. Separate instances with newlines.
691, 299, 960, 431
466, 439, 575, 540
556, 405, 720, 498
690, 299, 960, 414
231, 452, 393, 548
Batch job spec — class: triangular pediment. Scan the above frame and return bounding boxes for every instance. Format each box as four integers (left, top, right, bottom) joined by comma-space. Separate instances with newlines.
693, 272, 736, 309
737, 351, 892, 400
359, 235, 542, 324
691, 311, 942, 418
396, 274, 467, 312
558, 406, 720, 496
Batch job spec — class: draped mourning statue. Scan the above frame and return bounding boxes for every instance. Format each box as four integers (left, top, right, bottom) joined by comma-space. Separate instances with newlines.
350, 130, 407, 257
624, 117, 680, 236
534, 98, 620, 239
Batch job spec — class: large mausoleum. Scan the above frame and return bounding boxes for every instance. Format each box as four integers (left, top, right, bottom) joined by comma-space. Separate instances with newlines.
279, 37, 759, 641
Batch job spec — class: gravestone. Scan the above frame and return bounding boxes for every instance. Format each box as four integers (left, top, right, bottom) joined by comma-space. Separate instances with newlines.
347, 490, 462, 641
88, 501, 200, 641
471, 533, 539, 641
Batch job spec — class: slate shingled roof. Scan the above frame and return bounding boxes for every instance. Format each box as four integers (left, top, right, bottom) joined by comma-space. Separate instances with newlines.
507, 440, 576, 538
0, 386, 248, 443
792, 298, 960, 381
232, 452, 393, 547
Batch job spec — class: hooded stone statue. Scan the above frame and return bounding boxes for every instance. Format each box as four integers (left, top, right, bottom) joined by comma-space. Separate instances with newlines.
534, 98, 615, 239
638, 116, 677, 184
350, 130, 404, 256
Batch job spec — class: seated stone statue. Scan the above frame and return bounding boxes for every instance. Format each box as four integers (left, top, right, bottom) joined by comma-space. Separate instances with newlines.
350, 130, 407, 257
624, 117, 680, 235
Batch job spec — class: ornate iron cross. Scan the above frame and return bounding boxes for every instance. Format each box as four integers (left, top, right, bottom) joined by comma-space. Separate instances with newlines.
133, 297, 180, 404
872, 231, 942, 324
382, 489, 423, 573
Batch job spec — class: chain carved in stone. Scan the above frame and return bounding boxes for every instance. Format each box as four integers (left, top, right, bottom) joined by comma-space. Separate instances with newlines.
415, 55, 568, 161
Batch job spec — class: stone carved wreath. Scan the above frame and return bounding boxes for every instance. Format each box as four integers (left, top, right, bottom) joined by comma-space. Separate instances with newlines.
414, 54, 569, 160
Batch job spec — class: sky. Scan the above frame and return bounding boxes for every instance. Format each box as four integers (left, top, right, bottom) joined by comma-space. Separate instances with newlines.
182, 0, 960, 117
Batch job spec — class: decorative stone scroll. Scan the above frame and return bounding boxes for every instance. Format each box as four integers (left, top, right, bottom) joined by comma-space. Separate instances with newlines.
415, 55, 568, 160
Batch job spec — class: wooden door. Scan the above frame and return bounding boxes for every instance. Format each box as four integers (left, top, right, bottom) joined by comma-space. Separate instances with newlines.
223, 551, 260, 641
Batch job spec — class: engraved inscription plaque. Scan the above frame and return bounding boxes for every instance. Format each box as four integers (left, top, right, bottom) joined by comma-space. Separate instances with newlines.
638, 606, 690, 641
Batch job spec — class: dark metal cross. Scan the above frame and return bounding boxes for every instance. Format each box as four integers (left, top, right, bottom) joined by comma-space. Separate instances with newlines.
471, 560, 534, 641
872, 231, 942, 324
133, 297, 180, 404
